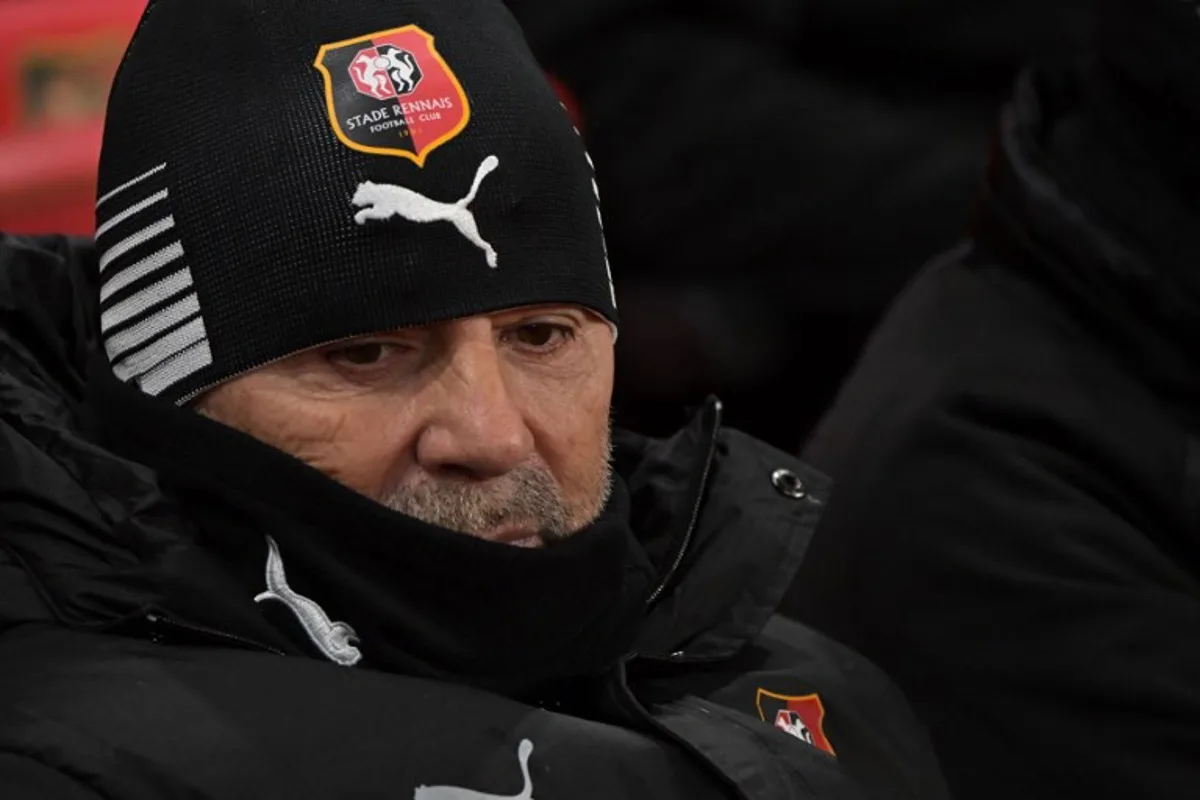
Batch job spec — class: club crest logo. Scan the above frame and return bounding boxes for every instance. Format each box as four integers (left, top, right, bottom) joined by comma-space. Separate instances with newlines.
315, 25, 470, 166
756, 689, 837, 756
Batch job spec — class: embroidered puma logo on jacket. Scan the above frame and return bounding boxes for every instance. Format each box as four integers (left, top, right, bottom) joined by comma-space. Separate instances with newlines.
254, 535, 363, 667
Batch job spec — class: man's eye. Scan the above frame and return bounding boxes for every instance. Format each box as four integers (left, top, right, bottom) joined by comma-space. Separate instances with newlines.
329, 343, 387, 366
514, 323, 573, 350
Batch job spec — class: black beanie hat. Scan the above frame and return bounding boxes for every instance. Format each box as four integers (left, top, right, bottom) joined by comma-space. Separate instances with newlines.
94, 0, 617, 404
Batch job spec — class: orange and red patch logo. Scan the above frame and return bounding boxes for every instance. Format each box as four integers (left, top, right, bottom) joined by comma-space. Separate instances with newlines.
756, 689, 836, 756
315, 25, 470, 166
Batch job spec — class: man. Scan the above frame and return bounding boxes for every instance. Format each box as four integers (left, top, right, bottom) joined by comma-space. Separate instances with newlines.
782, 1, 1200, 797
0, 1, 948, 798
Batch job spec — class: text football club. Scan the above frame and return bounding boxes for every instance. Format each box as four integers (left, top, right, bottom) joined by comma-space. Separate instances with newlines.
315, 25, 470, 166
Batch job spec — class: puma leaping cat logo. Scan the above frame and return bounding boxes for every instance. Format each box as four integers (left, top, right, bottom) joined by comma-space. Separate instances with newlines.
414, 739, 535, 800
254, 535, 363, 667
352, 155, 501, 268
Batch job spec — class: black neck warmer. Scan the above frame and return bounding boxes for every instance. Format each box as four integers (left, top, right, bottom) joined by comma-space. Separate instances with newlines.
88, 356, 656, 699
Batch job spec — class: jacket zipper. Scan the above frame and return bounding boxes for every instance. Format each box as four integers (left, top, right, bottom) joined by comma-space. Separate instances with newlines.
146, 612, 287, 656
646, 399, 724, 606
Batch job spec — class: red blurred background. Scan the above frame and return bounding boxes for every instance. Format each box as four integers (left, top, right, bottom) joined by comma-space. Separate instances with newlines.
0, 0, 145, 235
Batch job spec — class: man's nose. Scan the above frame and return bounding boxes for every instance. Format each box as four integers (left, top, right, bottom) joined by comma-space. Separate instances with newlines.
414, 338, 535, 480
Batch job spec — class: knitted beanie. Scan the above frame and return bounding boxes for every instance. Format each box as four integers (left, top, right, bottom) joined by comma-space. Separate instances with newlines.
94, 0, 616, 404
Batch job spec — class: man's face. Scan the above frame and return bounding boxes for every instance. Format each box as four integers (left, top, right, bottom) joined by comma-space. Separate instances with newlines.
198, 305, 615, 548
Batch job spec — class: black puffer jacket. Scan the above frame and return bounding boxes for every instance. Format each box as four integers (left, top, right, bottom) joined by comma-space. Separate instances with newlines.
782, 4, 1200, 796
0, 235, 947, 799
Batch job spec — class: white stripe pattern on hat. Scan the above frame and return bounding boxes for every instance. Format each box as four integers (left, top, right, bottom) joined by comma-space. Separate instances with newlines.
96, 163, 167, 208
96, 189, 169, 239
101, 268, 194, 333
98, 216, 176, 273
100, 241, 186, 304
104, 293, 202, 359
112, 317, 208, 382
96, 163, 213, 397
138, 340, 214, 398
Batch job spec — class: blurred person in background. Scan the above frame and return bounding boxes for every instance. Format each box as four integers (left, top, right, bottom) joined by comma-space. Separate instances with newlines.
0, 1, 950, 798
504, 0, 1093, 449
781, 0, 1200, 797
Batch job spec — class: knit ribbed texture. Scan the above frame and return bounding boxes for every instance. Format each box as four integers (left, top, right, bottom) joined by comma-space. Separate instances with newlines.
95, 0, 616, 403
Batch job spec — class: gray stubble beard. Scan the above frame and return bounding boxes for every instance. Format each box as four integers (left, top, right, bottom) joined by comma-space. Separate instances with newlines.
378, 430, 614, 545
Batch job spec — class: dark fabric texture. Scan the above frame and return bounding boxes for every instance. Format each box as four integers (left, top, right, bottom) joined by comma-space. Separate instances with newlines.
0, 755, 103, 800
97, 0, 615, 404
0, 234, 949, 798
502, 0, 1094, 448
780, 9, 1200, 797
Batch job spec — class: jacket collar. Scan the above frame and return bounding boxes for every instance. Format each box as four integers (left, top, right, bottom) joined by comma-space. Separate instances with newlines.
620, 397, 830, 661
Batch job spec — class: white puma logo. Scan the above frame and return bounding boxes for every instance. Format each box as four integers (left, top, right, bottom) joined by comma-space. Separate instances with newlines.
352, 155, 501, 268
414, 739, 535, 800
254, 535, 362, 667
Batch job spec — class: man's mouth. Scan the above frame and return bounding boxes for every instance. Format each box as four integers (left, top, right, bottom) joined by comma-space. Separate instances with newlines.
482, 523, 543, 548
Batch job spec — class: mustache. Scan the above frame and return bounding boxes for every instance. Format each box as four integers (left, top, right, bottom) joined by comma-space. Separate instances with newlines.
378, 427, 615, 543
377, 464, 578, 540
